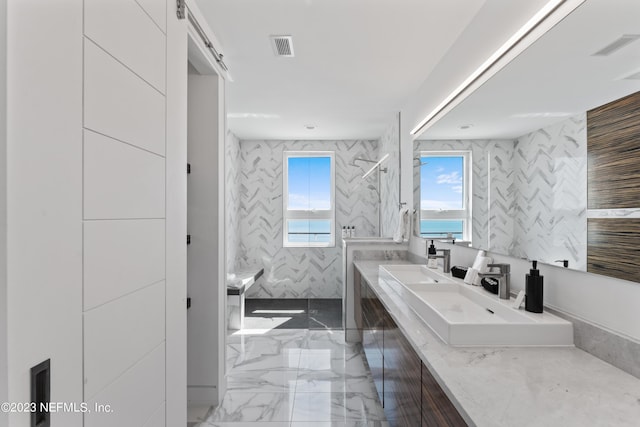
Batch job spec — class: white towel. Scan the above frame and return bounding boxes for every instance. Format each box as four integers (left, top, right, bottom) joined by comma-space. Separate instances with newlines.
472, 256, 492, 286
393, 207, 410, 243
464, 251, 492, 285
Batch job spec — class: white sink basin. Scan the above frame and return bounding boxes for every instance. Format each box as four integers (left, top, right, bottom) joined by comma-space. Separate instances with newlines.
379, 265, 573, 347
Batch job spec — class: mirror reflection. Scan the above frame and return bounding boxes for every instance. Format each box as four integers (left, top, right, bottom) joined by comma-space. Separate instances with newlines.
413, 0, 640, 276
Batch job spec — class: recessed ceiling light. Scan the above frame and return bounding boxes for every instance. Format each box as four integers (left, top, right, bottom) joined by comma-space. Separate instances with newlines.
304, 125, 316, 130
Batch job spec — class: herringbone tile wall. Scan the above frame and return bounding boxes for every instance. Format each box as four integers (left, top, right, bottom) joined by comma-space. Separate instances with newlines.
414, 114, 587, 270
225, 130, 242, 274
379, 114, 400, 237
234, 139, 381, 299
512, 113, 587, 270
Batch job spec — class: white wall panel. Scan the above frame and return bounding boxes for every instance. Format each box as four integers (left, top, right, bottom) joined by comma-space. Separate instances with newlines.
85, 343, 165, 427
165, 0, 188, 421
84, 130, 165, 219
143, 402, 166, 427
187, 72, 221, 402
84, 219, 165, 310
0, 0, 8, 423
6, 0, 84, 425
84, 281, 165, 400
85, 0, 165, 92
136, 0, 166, 33
84, 39, 165, 156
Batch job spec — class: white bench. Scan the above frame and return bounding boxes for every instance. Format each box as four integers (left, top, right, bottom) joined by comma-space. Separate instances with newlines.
226, 267, 264, 330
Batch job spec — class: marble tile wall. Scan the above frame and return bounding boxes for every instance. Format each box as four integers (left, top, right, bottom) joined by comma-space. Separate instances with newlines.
379, 114, 400, 237
414, 139, 515, 251
225, 130, 241, 275
512, 114, 587, 270
237, 140, 380, 299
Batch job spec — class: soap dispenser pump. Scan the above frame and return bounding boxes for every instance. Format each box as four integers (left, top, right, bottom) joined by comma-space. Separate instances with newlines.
427, 240, 438, 268
525, 260, 544, 313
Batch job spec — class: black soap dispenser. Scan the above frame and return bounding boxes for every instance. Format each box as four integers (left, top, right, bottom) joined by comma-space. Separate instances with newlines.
427, 240, 438, 268
525, 260, 544, 313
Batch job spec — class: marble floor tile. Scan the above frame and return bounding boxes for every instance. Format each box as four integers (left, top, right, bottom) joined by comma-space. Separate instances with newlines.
208, 392, 295, 423
304, 330, 361, 354
244, 315, 310, 330
295, 370, 378, 394
228, 348, 301, 371
298, 349, 369, 376
216, 328, 385, 425
227, 329, 308, 348
291, 392, 386, 422
227, 369, 299, 392
188, 404, 215, 424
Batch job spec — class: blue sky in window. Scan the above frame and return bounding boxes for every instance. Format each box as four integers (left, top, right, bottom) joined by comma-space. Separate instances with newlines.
420, 156, 464, 210
287, 156, 331, 210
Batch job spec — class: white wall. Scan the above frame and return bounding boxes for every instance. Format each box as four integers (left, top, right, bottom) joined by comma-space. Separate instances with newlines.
2, 1, 195, 425
4, 1, 185, 426
187, 70, 224, 404
0, 0, 7, 424
7, 1, 84, 426
82, 1, 168, 425
165, 0, 189, 424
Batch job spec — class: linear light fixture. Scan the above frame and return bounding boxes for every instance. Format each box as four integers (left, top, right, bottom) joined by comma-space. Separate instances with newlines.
362, 154, 390, 179
410, 0, 583, 136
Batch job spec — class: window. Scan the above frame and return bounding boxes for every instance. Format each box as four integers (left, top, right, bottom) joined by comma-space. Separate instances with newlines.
419, 151, 471, 241
283, 151, 335, 247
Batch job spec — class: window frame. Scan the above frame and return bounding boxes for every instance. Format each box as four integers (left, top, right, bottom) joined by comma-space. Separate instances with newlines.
419, 150, 472, 241
282, 151, 336, 248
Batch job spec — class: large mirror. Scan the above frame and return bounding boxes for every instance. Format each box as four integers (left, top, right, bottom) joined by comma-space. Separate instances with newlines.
413, 0, 640, 277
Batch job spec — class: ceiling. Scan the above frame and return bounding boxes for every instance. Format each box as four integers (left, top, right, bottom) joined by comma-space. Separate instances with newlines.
420, 0, 640, 140
195, 0, 488, 140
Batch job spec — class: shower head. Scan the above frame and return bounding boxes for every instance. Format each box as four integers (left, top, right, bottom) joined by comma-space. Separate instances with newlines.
351, 157, 378, 166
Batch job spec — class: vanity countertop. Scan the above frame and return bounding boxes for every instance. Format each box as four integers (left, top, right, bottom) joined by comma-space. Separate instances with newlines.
353, 259, 640, 427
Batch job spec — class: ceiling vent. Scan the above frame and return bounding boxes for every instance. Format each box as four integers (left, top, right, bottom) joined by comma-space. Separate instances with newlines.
592, 34, 640, 56
271, 35, 294, 57
623, 70, 640, 80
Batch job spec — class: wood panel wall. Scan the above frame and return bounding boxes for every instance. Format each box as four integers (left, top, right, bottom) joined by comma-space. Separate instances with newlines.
587, 219, 640, 283
587, 91, 640, 209
587, 91, 640, 282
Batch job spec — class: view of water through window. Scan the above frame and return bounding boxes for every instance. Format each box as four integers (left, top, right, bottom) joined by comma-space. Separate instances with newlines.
286, 156, 332, 244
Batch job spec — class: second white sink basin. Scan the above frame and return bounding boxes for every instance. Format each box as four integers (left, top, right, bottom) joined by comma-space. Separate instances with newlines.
379, 264, 573, 347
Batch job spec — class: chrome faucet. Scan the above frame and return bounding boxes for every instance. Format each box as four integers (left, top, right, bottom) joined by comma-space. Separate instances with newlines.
433, 249, 451, 273
479, 264, 511, 300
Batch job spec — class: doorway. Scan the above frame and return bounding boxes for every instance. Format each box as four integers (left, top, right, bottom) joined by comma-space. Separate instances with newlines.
186, 31, 227, 419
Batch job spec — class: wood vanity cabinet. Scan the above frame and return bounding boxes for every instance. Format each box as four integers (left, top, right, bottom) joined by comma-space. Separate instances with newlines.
383, 309, 422, 426
360, 275, 385, 404
421, 361, 467, 426
358, 277, 467, 427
